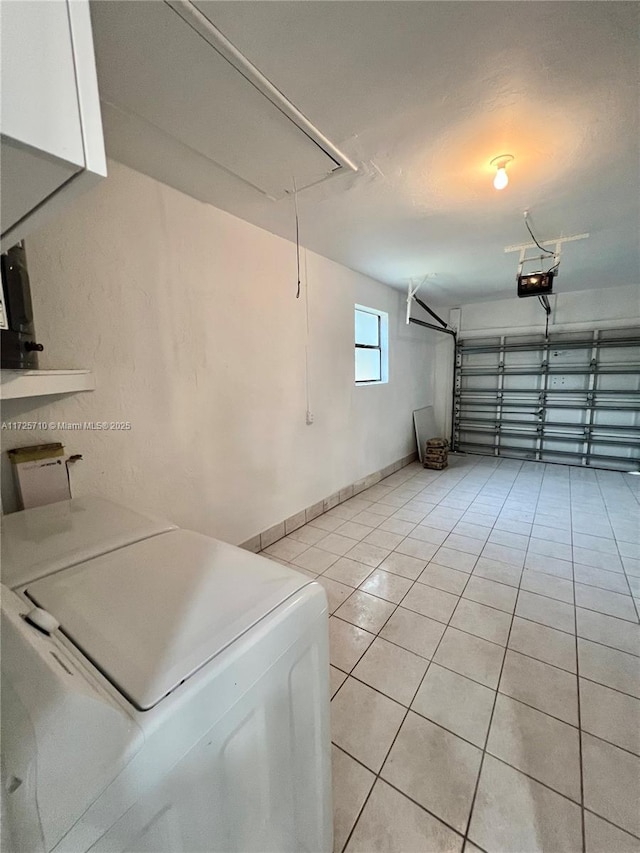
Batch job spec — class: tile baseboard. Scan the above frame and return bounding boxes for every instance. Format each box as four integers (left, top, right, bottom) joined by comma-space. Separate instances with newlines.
240, 452, 418, 553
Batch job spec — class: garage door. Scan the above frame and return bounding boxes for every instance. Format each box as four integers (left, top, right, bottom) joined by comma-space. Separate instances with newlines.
453, 327, 640, 471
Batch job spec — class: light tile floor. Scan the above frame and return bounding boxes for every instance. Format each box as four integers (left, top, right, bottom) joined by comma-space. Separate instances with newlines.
262, 454, 640, 853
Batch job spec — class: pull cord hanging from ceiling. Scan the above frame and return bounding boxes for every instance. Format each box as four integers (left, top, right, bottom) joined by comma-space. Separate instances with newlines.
525, 212, 554, 258
524, 212, 553, 339
524, 212, 560, 277
292, 177, 301, 299
538, 294, 551, 339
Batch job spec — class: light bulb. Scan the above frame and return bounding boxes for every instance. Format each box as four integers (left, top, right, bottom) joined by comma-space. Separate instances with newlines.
490, 154, 514, 190
493, 166, 509, 190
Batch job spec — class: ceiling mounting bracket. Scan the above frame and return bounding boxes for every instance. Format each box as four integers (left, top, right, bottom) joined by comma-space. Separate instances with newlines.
406, 276, 449, 330
406, 276, 427, 325
406, 275, 449, 327
504, 232, 590, 278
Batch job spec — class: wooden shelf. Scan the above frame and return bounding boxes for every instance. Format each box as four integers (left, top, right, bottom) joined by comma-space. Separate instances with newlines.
0, 369, 95, 400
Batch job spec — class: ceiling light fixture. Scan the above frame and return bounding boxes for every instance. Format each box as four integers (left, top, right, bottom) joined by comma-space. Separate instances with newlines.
490, 154, 514, 190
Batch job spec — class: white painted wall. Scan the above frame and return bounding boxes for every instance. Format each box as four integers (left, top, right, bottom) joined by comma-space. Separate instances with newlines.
433, 285, 640, 440
0, 162, 438, 542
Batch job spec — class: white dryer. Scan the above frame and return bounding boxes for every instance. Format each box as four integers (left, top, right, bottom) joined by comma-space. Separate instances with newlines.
1, 504, 332, 853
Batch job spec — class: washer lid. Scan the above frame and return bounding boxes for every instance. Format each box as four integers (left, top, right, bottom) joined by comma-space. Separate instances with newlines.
24, 530, 309, 710
1, 496, 176, 588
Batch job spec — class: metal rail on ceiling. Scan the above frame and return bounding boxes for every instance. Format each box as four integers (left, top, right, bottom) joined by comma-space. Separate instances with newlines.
405, 280, 457, 447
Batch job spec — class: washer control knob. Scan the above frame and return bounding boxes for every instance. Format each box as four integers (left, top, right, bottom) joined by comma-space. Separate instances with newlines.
25, 608, 59, 635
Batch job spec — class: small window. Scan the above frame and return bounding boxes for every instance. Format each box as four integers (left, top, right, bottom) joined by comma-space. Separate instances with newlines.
355, 305, 388, 385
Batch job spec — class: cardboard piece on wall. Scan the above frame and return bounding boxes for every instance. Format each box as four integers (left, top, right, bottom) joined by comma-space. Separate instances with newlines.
8, 443, 71, 509
413, 406, 437, 463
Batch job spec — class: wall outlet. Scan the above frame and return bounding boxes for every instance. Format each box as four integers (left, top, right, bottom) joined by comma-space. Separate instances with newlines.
306, 411, 314, 425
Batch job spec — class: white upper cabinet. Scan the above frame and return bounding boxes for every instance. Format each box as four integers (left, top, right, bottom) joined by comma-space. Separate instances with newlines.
0, 0, 106, 250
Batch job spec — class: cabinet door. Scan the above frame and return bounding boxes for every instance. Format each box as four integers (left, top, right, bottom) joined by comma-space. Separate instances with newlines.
0, 0, 105, 248
1, 0, 84, 163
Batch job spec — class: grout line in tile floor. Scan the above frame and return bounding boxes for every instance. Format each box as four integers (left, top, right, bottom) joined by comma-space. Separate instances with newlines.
335, 460, 506, 847
325, 574, 640, 680
334, 660, 640, 761
262, 455, 640, 850
332, 742, 478, 848
569, 473, 587, 853
338, 507, 484, 852
333, 658, 547, 750
329, 629, 640, 796
334, 725, 635, 852
577, 469, 639, 850
461, 466, 541, 848
315, 538, 640, 656
323, 482, 637, 631
332, 698, 589, 809
598, 474, 640, 623
571, 471, 638, 837
341, 459, 534, 850
328, 609, 640, 716
343, 549, 638, 627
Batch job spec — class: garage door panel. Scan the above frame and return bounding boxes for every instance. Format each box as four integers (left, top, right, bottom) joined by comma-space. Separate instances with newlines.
461, 356, 499, 369
548, 374, 590, 392
549, 347, 592, 368
503, 350, 544, 368
543, 437, 584, 454
542, 450, 582, 465
502, 375, 539, 391
505, 411, 539, 425
598, 340, 640, 362
547, 409, 586, 426
463, 375, 499, 391
597, 373, 640, 392
459, 431, 494, 450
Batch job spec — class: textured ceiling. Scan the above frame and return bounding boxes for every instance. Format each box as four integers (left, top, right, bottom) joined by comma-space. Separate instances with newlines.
93, 1, 640, 306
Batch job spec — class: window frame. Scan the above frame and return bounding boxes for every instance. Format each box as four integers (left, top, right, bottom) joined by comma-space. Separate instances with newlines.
354, 304, 389, 386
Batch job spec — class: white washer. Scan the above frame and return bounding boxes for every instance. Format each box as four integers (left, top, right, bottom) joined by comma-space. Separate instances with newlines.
1, 508, 332, 853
